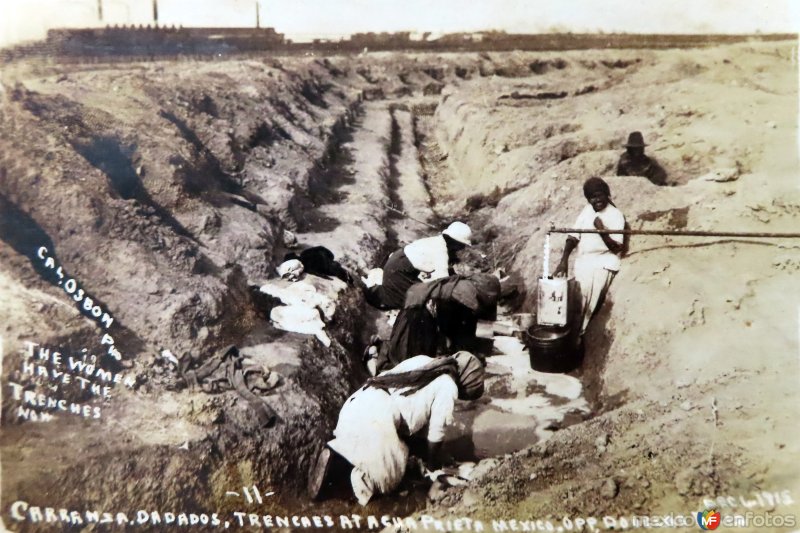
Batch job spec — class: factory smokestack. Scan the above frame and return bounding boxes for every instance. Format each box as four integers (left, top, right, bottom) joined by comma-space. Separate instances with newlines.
152, 0, 159, 26
256, 2, 260, 28
98, 0, 103, 22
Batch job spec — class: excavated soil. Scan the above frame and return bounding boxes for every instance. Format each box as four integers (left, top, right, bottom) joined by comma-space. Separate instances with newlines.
1, 41, 799, 532
419, 42, 800, 531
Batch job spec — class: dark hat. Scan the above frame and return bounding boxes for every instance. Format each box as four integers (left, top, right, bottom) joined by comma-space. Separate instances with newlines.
624, 131, 647, 147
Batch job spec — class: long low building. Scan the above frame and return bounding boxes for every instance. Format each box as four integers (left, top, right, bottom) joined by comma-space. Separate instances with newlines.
46, 26, 287, 56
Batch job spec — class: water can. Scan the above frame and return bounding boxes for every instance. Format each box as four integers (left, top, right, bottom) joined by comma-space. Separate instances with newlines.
537, 277, 569, 327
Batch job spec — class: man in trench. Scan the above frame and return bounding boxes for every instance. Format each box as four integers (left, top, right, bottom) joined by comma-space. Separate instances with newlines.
553, 177, 626, 336
363, 222, 473, 310
616, 131, 668, 186
307, 351, 485, 506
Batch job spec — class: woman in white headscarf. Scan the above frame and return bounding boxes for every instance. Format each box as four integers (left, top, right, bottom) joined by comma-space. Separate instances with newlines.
308, 351, 485, 505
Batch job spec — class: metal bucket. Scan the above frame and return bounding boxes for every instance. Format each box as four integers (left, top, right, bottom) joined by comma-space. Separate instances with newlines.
523, 324, 582, 373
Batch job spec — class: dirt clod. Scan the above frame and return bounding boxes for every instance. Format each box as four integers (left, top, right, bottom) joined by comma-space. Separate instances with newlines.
600, 478, 619, 499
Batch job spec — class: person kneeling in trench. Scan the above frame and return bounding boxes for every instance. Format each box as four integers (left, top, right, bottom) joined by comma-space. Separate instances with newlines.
363, 222, 473, 311
308, 351, 484, 506
553, 177, 627, 336
374, 272, 500, 373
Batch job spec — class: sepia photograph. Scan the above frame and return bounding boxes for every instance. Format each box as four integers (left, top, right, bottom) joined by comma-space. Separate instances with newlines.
1, 1, 799, 531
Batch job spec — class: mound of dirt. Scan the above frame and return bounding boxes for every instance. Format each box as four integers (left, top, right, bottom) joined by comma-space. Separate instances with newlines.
419, 40, 800, 522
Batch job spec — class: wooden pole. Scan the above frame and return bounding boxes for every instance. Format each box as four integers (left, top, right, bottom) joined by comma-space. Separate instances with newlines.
548, 227, 800, 239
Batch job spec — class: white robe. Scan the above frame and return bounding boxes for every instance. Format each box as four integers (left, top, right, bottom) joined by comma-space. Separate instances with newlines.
403, 235, 450, 281
327, 356, 458, 504
568, 204, 625, 334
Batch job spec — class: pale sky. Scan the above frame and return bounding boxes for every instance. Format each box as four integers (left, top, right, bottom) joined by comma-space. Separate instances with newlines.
2, 0, 799, 47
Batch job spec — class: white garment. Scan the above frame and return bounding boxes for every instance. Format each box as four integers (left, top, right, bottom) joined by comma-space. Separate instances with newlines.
568, 203, 625, 335
269, 305, 331, 346
387, 356, 458, 442
329, 386, 406, 501
327, 355, 458, 504
362, 268, 384, 288
568, 204, 625, 272
276, 259, 304, 281
574, 259, 615, 335
403, 235, 450, 281
350, 468, 374, 506
260, 280, 335, 320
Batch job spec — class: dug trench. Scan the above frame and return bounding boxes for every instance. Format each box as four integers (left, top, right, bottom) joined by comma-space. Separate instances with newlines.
0, 58, 378, 524
1, 41, 799, 530
0, 56, 602, 524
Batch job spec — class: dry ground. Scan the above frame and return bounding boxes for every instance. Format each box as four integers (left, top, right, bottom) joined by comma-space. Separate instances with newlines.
420, 41, 800, 531
0, 40, 798, 532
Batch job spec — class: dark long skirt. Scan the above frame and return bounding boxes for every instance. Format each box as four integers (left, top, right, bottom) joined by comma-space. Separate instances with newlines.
375, 306, 438, 373
436, 300, 479, 353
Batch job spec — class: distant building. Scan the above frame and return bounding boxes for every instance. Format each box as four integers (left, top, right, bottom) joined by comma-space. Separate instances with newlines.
349, 32, 412, 49
45, 26, 286, 56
